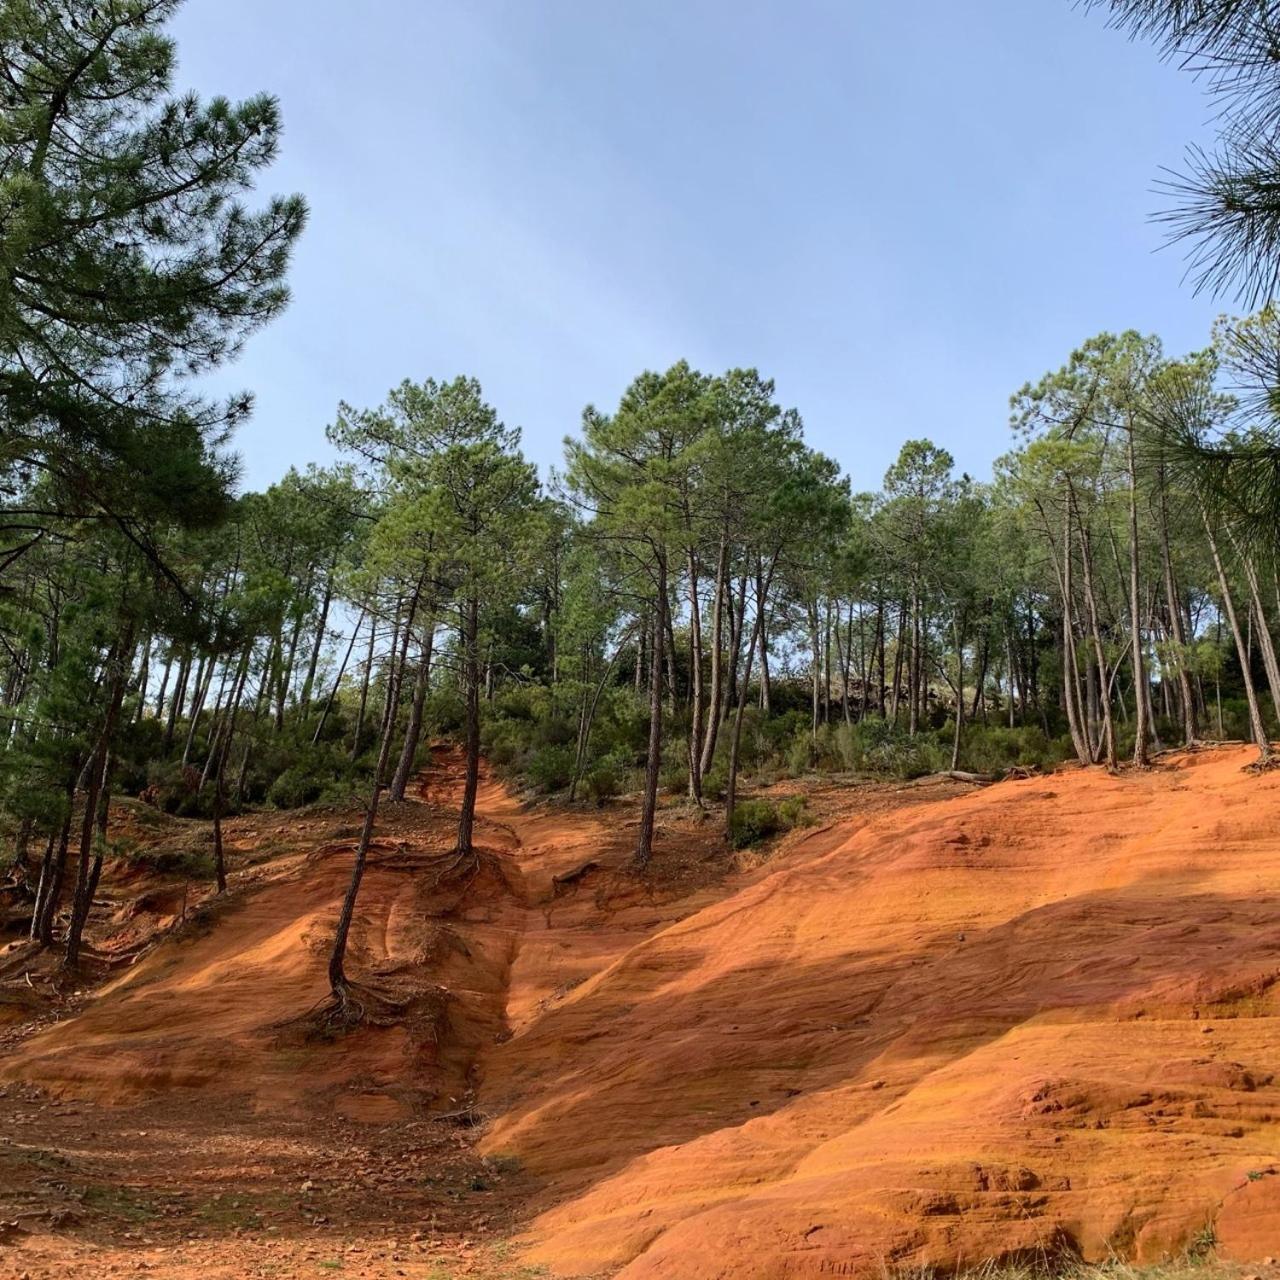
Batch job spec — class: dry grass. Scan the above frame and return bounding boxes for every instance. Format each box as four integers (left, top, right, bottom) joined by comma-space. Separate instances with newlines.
897, 1257, 1257, 1280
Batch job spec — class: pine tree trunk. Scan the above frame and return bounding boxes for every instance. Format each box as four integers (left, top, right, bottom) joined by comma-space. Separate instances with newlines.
1126, 433, 1150, 767
31, 769, 76, 945
889, 601, 907, 724
725, 562, 773, 840
569, 630, 631, 803
154, 654, 173, 723
391, 622, 434, 803
1234, 536, 1280, 726
299, 565, 335, 715
314, 607, 366, 746
809, 600, 822, 740
723, 571, 747, 721
329, 585, 422, 1000
950, 618, 965, 771
457, 595, 483, 856
351, 617, 378, 762
636, 554, 667, 870
201, 648, 250, 790
823, 599, 834, 726
1158, 473, 1198, 745
180, 657, 213, 768
132, 633, 151, 725
1203, 507, 1270, 762
758, 559, 772, 715
163, 648, 190, 752
699, 538, 728, 777
1076, 513, 1117, 768
686, 549, 704, 802
65, 623, 134, 967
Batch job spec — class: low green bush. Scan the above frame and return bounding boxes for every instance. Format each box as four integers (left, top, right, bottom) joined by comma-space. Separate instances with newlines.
524, 744, 575, 793
582, 759, 622, 805
729, 794, 812, 849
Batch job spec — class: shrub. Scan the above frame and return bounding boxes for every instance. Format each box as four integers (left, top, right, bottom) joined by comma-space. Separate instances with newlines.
786, 732, 815, 777
954, 723, 1069, 774
142, 761, 202, 815
729, 798, 781, 848
729, 794, 811, 849
524, 744, 574, 793
701, 765, 727, 802
582, 760, 621, 805
776, 794, 812, 830
267, 765, 324, 810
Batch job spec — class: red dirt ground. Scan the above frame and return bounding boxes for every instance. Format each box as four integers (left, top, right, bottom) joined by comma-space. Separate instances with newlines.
3, 748, 1280, 1278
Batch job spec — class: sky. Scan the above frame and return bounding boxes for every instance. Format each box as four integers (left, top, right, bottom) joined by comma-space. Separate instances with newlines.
168, 0, 1223, 496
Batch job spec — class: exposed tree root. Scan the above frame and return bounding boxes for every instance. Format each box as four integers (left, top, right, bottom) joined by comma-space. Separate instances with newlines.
303, 976, 452, 1038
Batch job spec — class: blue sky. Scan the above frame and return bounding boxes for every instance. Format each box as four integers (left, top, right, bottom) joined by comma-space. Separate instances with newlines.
169, 0, 1221, 495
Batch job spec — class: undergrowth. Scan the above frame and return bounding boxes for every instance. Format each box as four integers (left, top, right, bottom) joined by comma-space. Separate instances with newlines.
479, 680, 1076, 801
898, 1251, 1243, 1280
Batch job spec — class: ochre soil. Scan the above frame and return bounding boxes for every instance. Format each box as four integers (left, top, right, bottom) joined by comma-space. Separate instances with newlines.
2, 747, 1280, 1279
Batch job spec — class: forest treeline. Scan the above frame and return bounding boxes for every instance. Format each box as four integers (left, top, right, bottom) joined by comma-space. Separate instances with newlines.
6, 0, 1280, 1004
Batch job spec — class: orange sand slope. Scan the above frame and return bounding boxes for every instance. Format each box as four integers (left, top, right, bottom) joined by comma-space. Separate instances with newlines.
486, 750, 1280, 1277
7, 748, 1280, 1279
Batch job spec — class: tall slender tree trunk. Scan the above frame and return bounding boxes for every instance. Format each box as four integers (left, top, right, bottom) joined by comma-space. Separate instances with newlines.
314, 607, 366, 746
299, 563, 335, 715
686, 549, 705, 802
699, 539, 728, 777
274, 568, 312, 731
569, 630, 632, 803
351, 617, 378, 761
329, 584, 422, 1001
823, 598, 834, 726
1005, 634, 1017, 728
132, 633, 151, 725
725, 561, 774, 839
65, 623, 134, 967
201, 648, 250, 789
1203, 508, 1270, 762
180, 656, 213, 768
809, 600, 822, 740
950, 617, 966, 771
636, 554, 668, 870
163, 648, 190, 752
1233, 534, 1280, 727
153, 653, 173, 723
391, 621, 434, 803
723, 571, 747, 721
1126, 432, 1150, 766
31, 769, 77, 945
757, 560, 772, 716
1056, 500, 1090, 765
875, 596, 887, 717
1158, 471, 1198, 745
836, 601, 853, 725
457, 595, 483, 856
1076, 512, 1117, 768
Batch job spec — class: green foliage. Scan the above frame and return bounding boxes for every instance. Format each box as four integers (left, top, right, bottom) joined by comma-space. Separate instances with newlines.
523, 745, 574, 794
728, 795, 811, 849
1, 0, 305, 534
947, 724, 1069, 775
581, 759, 622, 806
